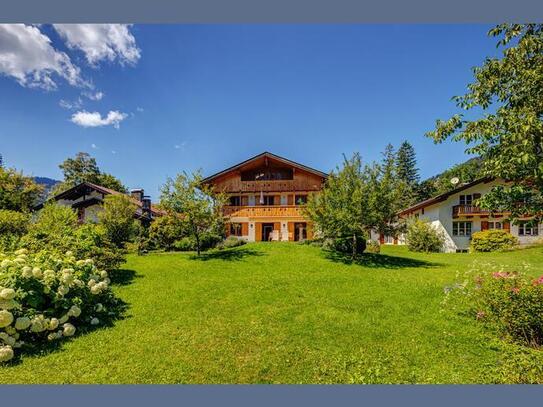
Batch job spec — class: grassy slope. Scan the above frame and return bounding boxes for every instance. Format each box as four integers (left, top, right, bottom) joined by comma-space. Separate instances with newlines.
2, 243, 543, 384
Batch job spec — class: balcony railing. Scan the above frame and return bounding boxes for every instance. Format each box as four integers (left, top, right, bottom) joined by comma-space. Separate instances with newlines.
452, 205, 510, 217
223, 205, 305, 218
219, 180, 323, 193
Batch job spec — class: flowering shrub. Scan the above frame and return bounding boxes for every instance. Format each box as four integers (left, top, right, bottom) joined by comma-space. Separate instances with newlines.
0, 248, 122, 363
470, 229, 518, 252
444, 262, 543, 347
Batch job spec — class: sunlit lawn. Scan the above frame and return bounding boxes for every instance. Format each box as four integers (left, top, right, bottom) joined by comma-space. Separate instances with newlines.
2, 243, 543, 384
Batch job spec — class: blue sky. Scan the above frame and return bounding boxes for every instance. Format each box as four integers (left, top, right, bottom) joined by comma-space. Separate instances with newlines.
0, 24, 498, 199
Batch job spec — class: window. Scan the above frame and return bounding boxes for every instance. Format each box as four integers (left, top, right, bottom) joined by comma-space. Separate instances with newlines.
295, 195, 307, 205
229, 196, 241, 206
488, 221, 502, 230
229, 223, 242, 236
518, 221, 539, 236
260, 195, 275, 206
453, 221, 472, 236
459, 195, 473, 205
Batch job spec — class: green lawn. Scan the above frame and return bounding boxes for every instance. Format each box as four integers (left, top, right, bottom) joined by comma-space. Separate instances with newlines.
2, 243, 543, 384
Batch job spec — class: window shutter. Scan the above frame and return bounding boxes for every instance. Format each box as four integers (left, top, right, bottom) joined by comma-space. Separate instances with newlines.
481, 221, 489, 231
503, 221, 511, 232
241, 223, 248, 236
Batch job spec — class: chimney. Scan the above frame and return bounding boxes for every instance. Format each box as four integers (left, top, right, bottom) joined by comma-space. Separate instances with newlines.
130, 188, 144, 202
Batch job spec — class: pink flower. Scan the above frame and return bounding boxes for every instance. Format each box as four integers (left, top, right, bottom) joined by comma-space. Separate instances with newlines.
511, 287, 520, 294
533, 275, 543, 286
492, 271, 514, 279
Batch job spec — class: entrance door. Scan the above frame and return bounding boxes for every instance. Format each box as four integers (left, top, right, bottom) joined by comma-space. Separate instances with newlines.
294, 222, 307, 241
262, 223, 274, 241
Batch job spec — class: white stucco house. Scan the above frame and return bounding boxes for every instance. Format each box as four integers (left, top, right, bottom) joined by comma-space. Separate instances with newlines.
397, 177, 542, 253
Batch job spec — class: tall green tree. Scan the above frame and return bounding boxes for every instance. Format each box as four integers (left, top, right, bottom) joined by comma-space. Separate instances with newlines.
396, 141, 420, 186
0, 166, 44, 212
426, 24, 543, 221
53, 152, 127, 195
98, 194, 139, 248
159, 170, 226, 256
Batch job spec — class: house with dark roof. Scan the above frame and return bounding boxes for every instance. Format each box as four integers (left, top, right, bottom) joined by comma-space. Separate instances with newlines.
202, 152, 328, 242
42, 182, 162, 225
397, 177, 542, 252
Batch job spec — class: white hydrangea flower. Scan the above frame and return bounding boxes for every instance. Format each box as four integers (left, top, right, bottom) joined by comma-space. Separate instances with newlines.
32, 267, 43, 279
0, 345, 14, 362
100, 270, 108, 279
73, 279, 84, 288
0, 299, 19, 310
13, 341, 24, 348
14, 257, 26, 264
0, 332, 16, 346
95, 303, 104, 312
15, 248, 28, 256
57, 285, 70, 296
88, 279, 97, 288
0, 288, 16, 300
43, 269, 56, 280
65, 251, 73, 257
5, 326, 16, 335
61, 273, 74, 285
14, 316, 31, 330
90, 317, 100, 325
1, 259, 12, 269
0, 310, 14, 328
59, 314, 69, 324
21, 266, 33, 278
68, 305, 81, 318
62, 323, 76, 337
84, 259, 94, 265
90, 285, 101, 295
48, 318, 59, 330
30, 317, 46, 333
76, 260, 85, 266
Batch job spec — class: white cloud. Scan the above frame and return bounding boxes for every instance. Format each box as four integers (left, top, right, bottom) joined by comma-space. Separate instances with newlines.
91, 143, 98, 149
53, 24, 141, 66
111, 150, 117, 155
174, 141, 187, 150
83, 90, 104, 101
70, 110, 128, 129
136, 106, 144, 112
59, 97, 83, 110
0, 24, 84, 90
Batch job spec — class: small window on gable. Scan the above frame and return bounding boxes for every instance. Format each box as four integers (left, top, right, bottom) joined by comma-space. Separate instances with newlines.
459, 195, 473, 205
421, 208, 425, 215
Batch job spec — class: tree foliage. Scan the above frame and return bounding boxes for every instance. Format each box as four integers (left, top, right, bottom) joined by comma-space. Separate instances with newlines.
396, 140, 419, 187
0, 166, 44, 212
53, 152, 127, 195
426, 24, 543, 221
98, 195, 139, 248
159, 171, 226, 256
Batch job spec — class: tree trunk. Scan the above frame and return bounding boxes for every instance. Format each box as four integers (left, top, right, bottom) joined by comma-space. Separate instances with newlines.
196, 235, 201, 256
352, 233, 357, 259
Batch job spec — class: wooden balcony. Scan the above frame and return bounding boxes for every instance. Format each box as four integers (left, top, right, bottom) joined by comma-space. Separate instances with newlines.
219, 180, 323, 193
223, 205, 305, 218
452, 205, 509, 218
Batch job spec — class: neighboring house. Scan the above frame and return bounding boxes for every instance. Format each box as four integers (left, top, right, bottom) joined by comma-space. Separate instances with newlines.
398, 177, 542, 252
202, 152, 328, 242
40, 182, 161, 225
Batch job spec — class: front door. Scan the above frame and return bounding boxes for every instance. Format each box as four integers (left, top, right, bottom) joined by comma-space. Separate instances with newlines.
262, 223, 274, 241
294, 222, 307, 241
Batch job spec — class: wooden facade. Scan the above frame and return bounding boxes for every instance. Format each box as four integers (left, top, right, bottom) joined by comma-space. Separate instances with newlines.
202, 152, 327, 242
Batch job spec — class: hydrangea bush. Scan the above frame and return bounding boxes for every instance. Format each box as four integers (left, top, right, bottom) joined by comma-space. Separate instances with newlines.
0, 248, 121, 363
444, 262, 543, 348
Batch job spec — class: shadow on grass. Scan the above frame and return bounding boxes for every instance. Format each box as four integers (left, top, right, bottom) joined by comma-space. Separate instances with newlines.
324, 250, 440, 269
190, 246, 265, 262
109, 268, 141, 286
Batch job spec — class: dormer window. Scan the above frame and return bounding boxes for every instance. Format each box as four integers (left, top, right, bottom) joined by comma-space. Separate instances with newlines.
459, 194, 473, 205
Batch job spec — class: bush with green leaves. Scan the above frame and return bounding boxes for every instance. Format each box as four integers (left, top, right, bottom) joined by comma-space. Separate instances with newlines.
0, 210, 30, 237
444, 262, 543, 348
148, 213, 185, 251
21, 204, 125, 271
216, 236, 246, 250
98, 195, 139, 248
324, 235, 367, 255
470, 229, 518, 252
365, 240, 381, 254
406, 219, 444, 253
0, 248, 122, 363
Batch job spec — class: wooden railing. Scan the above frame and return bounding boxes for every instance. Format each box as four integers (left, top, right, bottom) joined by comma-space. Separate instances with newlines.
223, 205, 305, 218
219, 180, 322, 193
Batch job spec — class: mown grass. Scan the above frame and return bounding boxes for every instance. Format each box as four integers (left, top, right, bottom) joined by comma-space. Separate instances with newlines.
2, 243, 543, 384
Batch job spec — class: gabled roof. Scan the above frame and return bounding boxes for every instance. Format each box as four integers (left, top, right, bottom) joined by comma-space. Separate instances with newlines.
398, 176, 494, 216
42, 181, 163, 216
201, 151, 328, 184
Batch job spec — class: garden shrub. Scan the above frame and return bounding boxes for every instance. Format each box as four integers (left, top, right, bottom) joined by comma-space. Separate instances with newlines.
325, 235, 367, 256
0, 210, 30, 237
365, 240, 381, 254
444, 262, 543, 348
406, 219, 444, 253
216, 236, 246, 250
148, 214, 185, 251
21, 205, 125, 271
0, 248, 122, 363
98, 195, 139, 248
173, 237, 194, 252
470, 229, 518, 252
